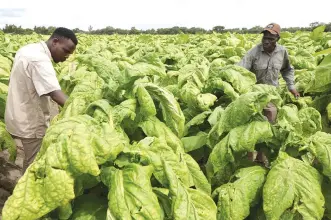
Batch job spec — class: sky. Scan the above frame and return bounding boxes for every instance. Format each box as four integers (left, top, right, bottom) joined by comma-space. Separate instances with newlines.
1, 0, 331, 31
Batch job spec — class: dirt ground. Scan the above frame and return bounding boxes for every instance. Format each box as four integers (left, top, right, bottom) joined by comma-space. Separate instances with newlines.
0, 148, 23, 219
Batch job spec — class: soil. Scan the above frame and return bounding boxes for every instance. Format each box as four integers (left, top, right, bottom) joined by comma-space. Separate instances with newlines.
0, 145, 24, 218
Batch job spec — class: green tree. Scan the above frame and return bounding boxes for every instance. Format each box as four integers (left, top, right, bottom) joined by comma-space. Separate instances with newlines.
212, 26, 225, 33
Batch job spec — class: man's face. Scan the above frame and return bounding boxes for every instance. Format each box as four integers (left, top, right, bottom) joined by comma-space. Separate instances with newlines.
50, 38, 76, 63
262, 31, 279, 53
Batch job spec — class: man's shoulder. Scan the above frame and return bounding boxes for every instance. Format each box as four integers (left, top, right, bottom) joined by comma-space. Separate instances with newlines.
18, 42, 40, 53
17, 42, 49, 62
246, 44, 261, 56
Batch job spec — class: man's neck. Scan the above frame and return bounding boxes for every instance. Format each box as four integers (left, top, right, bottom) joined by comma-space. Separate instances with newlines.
45, 40, 52, 52
264, 44, 277, 55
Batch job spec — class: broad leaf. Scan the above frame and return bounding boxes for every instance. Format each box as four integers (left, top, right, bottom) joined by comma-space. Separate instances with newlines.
164, 161, 217, 220
101, 164, 162, 220
207, 121, 273, 186
212, 166, 267, 220
263, 152, 325, 220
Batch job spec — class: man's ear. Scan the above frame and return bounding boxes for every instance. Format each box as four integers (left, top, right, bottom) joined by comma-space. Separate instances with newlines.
51, 37, 60, 46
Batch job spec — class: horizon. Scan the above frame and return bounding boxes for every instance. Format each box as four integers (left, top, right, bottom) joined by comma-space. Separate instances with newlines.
1, 0, 331, 31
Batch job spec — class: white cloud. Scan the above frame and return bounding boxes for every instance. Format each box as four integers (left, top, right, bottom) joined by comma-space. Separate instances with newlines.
0, 0, 331, 30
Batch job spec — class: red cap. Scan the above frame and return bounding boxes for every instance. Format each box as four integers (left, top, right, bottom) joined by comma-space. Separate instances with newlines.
262, 23, 281, 35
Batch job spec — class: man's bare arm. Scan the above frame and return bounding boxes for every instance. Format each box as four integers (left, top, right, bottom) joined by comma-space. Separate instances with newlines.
48, 90, 68, 107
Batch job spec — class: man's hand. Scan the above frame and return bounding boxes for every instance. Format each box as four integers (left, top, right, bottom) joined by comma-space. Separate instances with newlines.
48, 90, 68, 107
290, 89, 300, 99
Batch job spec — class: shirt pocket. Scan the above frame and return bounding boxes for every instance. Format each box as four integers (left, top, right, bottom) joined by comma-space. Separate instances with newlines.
272, 62, 283, 73
253, 59, 268, 71
253, 59, 269, 83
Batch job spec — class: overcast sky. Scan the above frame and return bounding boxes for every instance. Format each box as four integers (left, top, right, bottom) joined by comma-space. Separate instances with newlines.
1, 0, 331, 31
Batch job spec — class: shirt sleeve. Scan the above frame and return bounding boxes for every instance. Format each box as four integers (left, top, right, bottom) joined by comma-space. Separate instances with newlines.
280, 49, 295, 90
237, 49, 254, 71
29, 60, 61, 96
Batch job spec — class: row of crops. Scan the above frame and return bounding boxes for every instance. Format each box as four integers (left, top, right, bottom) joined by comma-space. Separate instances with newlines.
0, 26, 331, 219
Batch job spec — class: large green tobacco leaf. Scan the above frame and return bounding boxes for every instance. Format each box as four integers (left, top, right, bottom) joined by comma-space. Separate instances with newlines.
112, 99, 137, 125
298, 107, 322, 136
184, 153, 211, 195
181, 132, 207, 153
203, 78, 240, 101
76, 54, 165, 103
133, 137, 194, 189
274, 105, 304, 151
208, 106, 224, 127
79, 53, 166, 84
85, 99, 112, 123
2, 158, 75, 220
123, 137, 210, 194
40, 115, 127, 167
306, 54, 331, 93
76, 54, 121, 83
275, 105, 322, 154
208, 92, 271, 146
180, 81, 217, 111
290, 49, 317, 70
0, 81, 8, 118
207, 121, 273, 186
135, 85, 157, 117
58, 67, 92, 96
177, 64, 208, 89
177, 64, 217, 111
212, 166, 267, 220
248, 84, 283, 107
263, 152, 325, 220
310, 25, 326, 41
183, 110, 211, 136
57, 71, 105, 120
314, 48, 331, 56
0, 121, 16, 161
294, 69, 315, 92
276, 104, 302, 134
101, 164, 163, 220
207, 65, 256, 94
2, 115, 128, 220
308, 131, 331, 179
127, 62, 167, 79
0, 54, 12, 73
139, 116, 184, 153
134, 82, 194, 138
164, 161, 217, 220
142, 83, 185, 137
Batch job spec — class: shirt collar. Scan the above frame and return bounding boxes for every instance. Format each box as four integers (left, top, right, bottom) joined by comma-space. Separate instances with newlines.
260, 43, 280, 53
40, 41, 52, 60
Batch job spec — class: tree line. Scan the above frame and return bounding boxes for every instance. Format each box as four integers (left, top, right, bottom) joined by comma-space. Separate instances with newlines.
1, 22, 331, 35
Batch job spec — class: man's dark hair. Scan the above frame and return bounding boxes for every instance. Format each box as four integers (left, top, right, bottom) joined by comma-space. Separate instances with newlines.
50, 27, 78, 45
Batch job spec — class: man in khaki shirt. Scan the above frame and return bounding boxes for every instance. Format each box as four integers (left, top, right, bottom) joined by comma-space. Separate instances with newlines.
5, 27, 77, 173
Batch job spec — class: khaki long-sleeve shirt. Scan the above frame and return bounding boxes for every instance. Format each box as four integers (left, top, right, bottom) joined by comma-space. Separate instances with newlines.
238, 43, 295, 90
